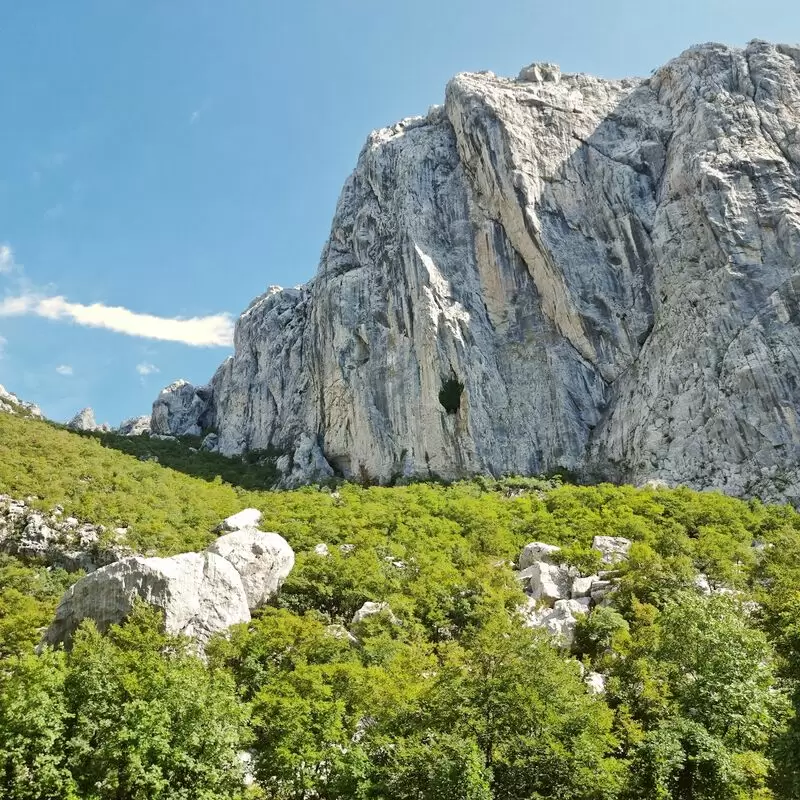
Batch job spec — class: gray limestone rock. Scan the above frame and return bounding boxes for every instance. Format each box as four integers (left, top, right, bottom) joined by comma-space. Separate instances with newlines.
0, 384, 43, 418
519, 541, 562, 569
67, 408, 109, 433
592, 536, 632, 564
151, 41, 800, 503
351, 601, 399, 627
117, 415, 151, 436
151, 380, 213, 437
43, 552, 251, 648
207, 528, 294, 609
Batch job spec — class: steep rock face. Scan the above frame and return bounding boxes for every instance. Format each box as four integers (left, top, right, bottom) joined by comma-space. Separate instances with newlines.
151, 380, 213, 437
160, 41, 800, 501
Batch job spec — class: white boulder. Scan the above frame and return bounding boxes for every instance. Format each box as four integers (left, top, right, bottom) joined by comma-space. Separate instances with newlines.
585, 671, 606, 695
43, 552, 251, 648
591, 536, 632, 564
208, 528, 294, 610
219, 508, 263, 532
351, 601, 398, 627
519, 541, 561, 569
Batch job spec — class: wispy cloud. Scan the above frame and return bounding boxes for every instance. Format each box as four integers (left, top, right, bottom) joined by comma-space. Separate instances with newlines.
56, 364, 73, 376
0, 335, 6, 359
136, 362, 159, 376
189, 110, 201, 125
0, 293, 234, 347
0, 244, 17, 274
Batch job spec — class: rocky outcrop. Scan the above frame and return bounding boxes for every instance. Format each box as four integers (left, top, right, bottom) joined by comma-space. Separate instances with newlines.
43, 510, 295, 648
116, 415, 151, 436
0, 494, 131, 572
155, 41, 800, 502
517, 539, 631, 646
150, 380, 213, 438
67, 408, 110, 433
0, 384, 42, 418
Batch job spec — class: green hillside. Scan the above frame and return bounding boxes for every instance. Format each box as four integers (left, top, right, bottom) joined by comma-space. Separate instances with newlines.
1, 411, 800, 799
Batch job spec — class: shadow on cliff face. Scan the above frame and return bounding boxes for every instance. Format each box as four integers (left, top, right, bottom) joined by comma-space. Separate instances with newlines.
71, 428, 283, 491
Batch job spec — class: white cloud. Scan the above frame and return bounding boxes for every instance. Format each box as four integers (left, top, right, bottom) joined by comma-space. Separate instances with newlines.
56, 364, 73, 376
136, 362, 159, 376
0, 245, 16, 274
0, 293, 234, 347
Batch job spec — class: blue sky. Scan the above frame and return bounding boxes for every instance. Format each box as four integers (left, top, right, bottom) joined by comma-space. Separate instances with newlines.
1, 1, 798, 425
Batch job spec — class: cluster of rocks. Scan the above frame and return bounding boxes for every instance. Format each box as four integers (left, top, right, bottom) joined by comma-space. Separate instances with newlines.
517, 535, 632, 649
0, 384, 42, 418
43, 508, 294, 649
66, 407, 152, 437
0, 494, 132, 572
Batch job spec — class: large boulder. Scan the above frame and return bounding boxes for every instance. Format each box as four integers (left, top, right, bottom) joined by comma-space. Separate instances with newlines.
591, 536, 632, 564
518, 541, 562, 570
43, 552, 250, 648
219, 508, 262, 532
207, 528, 294, 609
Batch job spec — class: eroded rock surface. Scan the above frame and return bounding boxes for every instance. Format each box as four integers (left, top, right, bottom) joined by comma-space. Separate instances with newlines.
154, 41, 800, 502
43, 552, 250, 648
207, 528, 294, 609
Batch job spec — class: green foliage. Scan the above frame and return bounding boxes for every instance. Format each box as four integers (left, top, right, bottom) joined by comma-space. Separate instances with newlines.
0, 604, 249, 800
1, 412, 800, 798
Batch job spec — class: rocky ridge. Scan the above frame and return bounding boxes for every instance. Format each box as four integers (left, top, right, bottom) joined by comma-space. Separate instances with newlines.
146, 41, 800, 502
0, 384, 42, 419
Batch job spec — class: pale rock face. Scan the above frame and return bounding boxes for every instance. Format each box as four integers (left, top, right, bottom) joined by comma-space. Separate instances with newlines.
519, 541, 562, 569
67, 408, 109, 433
592, 535, 632, 564
207, 528, 294, 609
526, 561, 575, 604
153, 42, 800, 502
220, 508, 263, 532
117, 415, 151, 436
314, 542, 330, 557
0, 384, 43, 418
151, 380, 213, 437
43, 552, 251, 648
521, 598, 588, 648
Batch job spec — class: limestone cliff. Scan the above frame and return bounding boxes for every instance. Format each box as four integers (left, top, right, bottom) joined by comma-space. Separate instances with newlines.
156, 41, 800, 502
